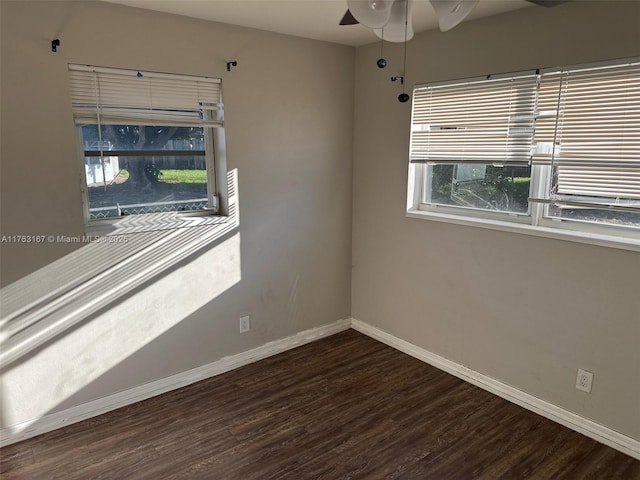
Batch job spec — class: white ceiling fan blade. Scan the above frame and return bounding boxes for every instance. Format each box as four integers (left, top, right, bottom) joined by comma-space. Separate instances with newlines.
373, 0, 414, 42
347, 0, 394, 29
430, 0, 479, 32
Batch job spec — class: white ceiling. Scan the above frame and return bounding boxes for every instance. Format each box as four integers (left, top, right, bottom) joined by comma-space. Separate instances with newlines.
103, 0, 533, 47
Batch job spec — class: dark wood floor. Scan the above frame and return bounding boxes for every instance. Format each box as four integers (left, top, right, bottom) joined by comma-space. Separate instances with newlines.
1, 330, 638, 479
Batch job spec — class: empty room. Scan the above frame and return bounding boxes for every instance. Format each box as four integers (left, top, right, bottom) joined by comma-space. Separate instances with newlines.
0, 0, 639, 478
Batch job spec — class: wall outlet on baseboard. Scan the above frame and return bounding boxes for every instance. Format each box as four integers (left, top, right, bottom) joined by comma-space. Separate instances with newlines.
240, 315, 251, 333
576, 369, 593, 393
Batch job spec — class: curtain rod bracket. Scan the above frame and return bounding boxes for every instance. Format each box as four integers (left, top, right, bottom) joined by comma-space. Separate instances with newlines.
51, 39, 60, 53
226, 61, 237, 72
391, 76, 404, 85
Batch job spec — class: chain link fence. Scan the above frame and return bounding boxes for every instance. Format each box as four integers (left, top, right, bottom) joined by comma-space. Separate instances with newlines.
90, 198, 208, 220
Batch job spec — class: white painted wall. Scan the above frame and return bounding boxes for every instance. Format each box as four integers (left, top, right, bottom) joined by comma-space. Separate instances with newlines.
0, 1, 353, 427
352, 1, 640, 440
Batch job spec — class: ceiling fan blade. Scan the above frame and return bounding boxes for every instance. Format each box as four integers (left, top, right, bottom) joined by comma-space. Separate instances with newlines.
526, 0, 570, 7
339, 9, 359, 26
430, 0, 479, 33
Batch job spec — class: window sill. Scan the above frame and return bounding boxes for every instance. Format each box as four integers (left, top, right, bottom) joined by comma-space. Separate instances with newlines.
406, 208, 640, 253
86, 210, 229, 236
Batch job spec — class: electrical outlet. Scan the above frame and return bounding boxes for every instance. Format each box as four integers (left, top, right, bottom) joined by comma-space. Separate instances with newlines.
576, 369, 593, 393
239, 315, 250, 333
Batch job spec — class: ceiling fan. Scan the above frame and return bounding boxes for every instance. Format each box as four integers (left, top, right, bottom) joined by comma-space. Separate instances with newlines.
526, 0, 570, 6
340, 0, 570, 41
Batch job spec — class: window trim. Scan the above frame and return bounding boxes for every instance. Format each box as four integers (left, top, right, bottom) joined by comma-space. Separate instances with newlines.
406, 207, 640, 253
76, 124, 228, 235
407, 163, 640, 252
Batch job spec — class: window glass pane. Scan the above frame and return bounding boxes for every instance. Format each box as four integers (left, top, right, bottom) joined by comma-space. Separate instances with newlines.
547, 203, 640, 228
82, 124, 209, 219
426, 164, 531, 214
548, 165, 640, 228
82, 125, 204, 152
85, 155, 208, 219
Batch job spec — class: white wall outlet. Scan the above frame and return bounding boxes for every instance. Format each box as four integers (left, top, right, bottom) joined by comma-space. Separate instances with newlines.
239, 315, 250, 333
576, 369, 593, 393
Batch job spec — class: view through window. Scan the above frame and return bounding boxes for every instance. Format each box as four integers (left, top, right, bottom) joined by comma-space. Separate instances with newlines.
82, 125, 210, 219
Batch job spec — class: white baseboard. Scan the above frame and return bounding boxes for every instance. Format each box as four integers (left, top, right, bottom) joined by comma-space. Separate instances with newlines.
0, 318, 351, 448
351, 318, 640, 460
4, 317, 638, 461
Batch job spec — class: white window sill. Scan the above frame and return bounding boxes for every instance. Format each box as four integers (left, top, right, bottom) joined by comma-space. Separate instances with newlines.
86, 210, 229, 236
406, 208, 640, 253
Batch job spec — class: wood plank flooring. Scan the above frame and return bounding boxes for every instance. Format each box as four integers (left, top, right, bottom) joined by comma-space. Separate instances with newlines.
1, 330, 638, 479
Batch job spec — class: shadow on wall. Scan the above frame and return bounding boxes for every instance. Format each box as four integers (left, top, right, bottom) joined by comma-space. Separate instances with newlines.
0, 170, 241, 438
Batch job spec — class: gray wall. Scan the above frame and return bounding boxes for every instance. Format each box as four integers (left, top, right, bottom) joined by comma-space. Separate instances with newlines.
352, 1, 640, 440
0, 1, 353, 426
1, 0, 639, 444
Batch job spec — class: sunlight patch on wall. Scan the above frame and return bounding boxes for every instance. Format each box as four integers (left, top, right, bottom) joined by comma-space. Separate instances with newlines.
0, 170, 241, 432
0, 170, 239, 367
0, 231, 241, 431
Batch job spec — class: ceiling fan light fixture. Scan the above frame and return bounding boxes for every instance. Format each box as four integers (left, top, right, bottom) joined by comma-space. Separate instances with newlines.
430, 0, 479, 32
373, 0, 414, 43
347, 0, 393, 28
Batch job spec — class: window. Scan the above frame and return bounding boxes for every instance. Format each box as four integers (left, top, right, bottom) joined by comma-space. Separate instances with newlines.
68, 65, 226, 225
407, 59, 640, 247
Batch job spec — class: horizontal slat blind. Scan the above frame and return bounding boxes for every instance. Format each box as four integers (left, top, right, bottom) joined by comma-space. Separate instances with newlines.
534, 63, 640, 168
410, 74, 539, 166
556, 166, 640, 199
68, 64, 222, 127
533, 62, 640, 201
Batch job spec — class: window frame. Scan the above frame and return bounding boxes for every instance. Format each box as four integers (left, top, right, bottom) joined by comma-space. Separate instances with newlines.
406, 59, 640, 251
417, 163, 540, 224
69, 65, 229, 234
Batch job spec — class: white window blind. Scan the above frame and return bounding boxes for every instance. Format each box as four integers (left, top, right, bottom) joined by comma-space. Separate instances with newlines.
410, 73, 539, 166
68, 64, 223, 127
533, 62, 640, 203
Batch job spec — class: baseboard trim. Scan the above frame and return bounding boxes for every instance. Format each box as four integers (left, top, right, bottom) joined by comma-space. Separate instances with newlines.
351, 318, 640, 460
4, 317, 638, 460
0, 318, 351, 448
